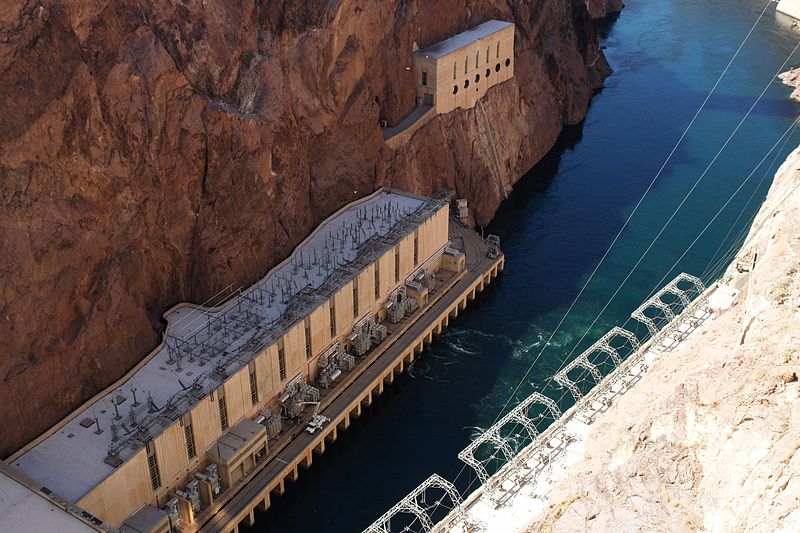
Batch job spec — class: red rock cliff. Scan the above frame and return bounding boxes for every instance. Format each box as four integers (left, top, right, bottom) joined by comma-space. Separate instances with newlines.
0, 0, 617, 457
585, 0, 625, 19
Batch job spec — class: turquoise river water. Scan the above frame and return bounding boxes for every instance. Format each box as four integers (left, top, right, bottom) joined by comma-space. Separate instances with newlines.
252, 1, 800, 530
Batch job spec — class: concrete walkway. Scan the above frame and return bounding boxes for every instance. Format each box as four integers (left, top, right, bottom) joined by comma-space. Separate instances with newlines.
382, 104, 433, 141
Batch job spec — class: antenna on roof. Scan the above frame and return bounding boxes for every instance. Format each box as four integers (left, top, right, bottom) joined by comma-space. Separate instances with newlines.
92, 410, 103, 435
147, 393, 159, 414
130, 382, 140, 407
111, 396, 122, 421
167, 337, 178, 364
185, 339, 195, 362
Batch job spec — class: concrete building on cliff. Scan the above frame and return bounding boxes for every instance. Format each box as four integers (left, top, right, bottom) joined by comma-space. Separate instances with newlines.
383, 20, 515, 147
5, 189, 472, 531
413, 20, 515, 114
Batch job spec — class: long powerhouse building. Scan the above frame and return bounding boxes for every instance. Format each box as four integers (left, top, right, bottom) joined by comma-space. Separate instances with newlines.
8, 188, 454, 530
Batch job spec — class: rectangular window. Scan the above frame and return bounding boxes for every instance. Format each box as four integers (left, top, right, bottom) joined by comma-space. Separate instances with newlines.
421, 71, 427, 86
248, 361, 259, 405
413, 230, 419, 266
453, 62, 457, 80
464, 57, 468, 74
476, 50, 479, 67
330, 300, 337, 337
352, 279, 359, 318
394, 245, 400, 282
304, 317, 313, 359
374, 263, 380, 300
277, 338, 286, 380
486, 46, 489, 63
183, 417, 196, 460
146, 442, 161, 491
496, 41, 500, 58
218, 390, 228, 432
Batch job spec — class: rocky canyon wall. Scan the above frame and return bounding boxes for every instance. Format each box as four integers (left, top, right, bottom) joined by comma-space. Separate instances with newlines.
0, 0, 618, 456
526, 146, 800, 532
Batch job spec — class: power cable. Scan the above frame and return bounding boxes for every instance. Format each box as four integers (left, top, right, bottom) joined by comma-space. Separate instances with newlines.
700, 120, 800, 280
457, 111, 800, 502
544, 37, 800, 398
449, 0, 777, 491
474, 0, 776, 436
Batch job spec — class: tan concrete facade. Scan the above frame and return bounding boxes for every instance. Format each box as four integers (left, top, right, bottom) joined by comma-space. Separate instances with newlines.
413, 21, 515, 115
67, 197, 451, 527
201, 224, 505, 533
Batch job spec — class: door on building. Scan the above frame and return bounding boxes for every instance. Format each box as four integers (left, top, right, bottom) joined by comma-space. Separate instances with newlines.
423, 93, 434, 106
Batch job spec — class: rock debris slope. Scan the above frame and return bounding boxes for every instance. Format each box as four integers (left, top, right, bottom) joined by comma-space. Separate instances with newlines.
0, 1, 619, 455
526, 146, 800, 532
779, 67, 800, 102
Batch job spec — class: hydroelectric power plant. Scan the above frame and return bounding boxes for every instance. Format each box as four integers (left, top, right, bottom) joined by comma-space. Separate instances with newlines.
0, 19, 517, 533
2, 1, 800, 532
1, 189, 503, 532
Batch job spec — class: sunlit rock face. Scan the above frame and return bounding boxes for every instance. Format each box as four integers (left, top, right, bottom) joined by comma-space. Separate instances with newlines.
526, 147, 800, 533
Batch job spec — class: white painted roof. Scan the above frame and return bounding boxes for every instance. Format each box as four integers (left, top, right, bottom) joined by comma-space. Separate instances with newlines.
415, 20, 513, 59
13, 189, 443, 503
0, 468, 95, 533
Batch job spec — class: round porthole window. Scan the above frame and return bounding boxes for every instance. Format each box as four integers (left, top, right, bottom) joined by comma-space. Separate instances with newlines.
475, 74, 480, 83
453, 85, 458, 94
505, 58, 511, 67
486, 68, 490, 77
464, 79, 470, 89
495, 63, 501, 72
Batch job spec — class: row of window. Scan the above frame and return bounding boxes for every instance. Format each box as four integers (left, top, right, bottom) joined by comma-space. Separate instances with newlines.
422, 41, 506, 87
349, 240, 411, 315
265, 238, 416, 384
144, 233, 425, 492
453, 41, 502, 80
299, 234, 418, 366
146, 373, 259, 492
452, 59, 511, 94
